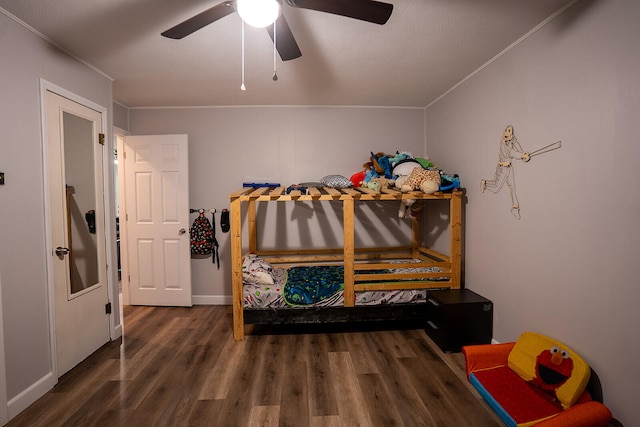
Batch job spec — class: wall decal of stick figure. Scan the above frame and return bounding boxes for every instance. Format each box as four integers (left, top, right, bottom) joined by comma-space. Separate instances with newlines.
481, 125, 561, 219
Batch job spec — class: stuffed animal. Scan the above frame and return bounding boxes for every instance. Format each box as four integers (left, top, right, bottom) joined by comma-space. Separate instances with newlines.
398, 199, 424, 218
370, 152, 395, 178
401, 168, 441, 194
415, 157, 435, 169
439, 172, 461, 191
370, 152, 386, 174
365, 176, 393, 192
390, 151, 413, 167
398, 198, 415, 218
363, 167, 379, 185
394, 175, 409, 191
349, 170, 367, 187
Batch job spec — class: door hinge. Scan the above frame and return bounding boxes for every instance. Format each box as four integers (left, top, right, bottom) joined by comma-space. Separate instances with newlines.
98, 133, 105, 145
105, 302, 112, 315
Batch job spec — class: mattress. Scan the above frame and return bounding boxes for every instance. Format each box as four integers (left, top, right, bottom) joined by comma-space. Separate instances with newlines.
243, 263, 446, 309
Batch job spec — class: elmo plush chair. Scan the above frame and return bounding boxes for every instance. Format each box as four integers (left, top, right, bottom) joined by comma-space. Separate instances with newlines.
463, 332, 613, 427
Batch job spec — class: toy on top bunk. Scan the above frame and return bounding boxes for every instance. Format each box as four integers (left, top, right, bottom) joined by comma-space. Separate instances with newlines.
349, 151, 398, 187
398, 198, 426, 219
439, 172, 461, 191
370, 151, 461, 192
349, 151, 462, 205
362, 151, 460, 218
286, 175, 357, 194
397, 167, 441, 194
362, 176, 394, 192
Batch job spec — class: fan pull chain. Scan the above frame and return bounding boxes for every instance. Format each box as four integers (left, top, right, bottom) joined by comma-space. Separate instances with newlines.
241, 20, 246, 91
272, 19, 278, 81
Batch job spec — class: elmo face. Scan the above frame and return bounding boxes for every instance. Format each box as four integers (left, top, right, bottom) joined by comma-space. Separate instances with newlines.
531, 346, 574, 393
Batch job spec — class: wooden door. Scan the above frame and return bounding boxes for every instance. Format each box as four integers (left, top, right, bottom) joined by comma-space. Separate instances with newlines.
46, 90, 111, 376
123, 135, 192, 306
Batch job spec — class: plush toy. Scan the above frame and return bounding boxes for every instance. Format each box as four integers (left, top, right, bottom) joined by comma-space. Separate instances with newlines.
378, 156, 393, 178
394, 175, 409, 191
415, 157, 435, 169
370, 152, 395, 179
398, 199, 424, 218
439, 172, 461, 191
398, 198, 415, 218
401, 168, 441, 194
362, 167, 379, 185
390, 151, 413, 167
370, 152, 386, 174
349, 170, 367, 187
392, 159, 423, 178
365, 176, 393, 192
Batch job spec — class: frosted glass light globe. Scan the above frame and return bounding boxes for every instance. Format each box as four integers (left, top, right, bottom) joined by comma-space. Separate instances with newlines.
237, 0, 281, 28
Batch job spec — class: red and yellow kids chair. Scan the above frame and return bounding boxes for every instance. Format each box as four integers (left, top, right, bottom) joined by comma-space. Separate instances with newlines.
463, 332, 614, 427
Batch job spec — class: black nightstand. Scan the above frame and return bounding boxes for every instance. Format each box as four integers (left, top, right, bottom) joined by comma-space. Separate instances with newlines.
425, 289, 493, 353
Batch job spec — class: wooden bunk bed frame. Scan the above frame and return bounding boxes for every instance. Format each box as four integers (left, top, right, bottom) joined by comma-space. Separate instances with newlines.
229, 185, 463, 340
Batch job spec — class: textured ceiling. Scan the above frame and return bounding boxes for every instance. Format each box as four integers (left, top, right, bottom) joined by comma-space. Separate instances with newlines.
0, 0, 576, 108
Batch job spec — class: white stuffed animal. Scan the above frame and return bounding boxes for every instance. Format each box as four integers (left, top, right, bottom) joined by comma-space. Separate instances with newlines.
398, 199, 416, 218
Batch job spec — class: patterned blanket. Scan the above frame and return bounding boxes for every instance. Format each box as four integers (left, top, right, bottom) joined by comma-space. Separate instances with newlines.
284, 266, 344, 306
243, 262, 444, 309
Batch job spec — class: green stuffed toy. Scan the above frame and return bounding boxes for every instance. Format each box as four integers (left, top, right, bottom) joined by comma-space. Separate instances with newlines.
364, 176, 393, 192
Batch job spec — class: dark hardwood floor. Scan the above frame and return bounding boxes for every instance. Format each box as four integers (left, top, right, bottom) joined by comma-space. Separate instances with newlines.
6, 305, 502, 427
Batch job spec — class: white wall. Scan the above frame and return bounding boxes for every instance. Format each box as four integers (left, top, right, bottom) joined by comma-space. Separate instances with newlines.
425, 0, 639, 424
0, 10, 115, 417
129, 106, 427, 300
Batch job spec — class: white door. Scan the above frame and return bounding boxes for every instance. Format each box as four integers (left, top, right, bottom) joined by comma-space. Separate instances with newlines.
123, 135, 192, 306
46, 91, 111, 376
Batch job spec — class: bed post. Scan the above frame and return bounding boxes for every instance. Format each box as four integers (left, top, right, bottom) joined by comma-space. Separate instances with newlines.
230, 196, 245, 340
450, 190, 462, 289
247, 199, 257, 254
411, 206, 421, 258
343, 197, 355, 307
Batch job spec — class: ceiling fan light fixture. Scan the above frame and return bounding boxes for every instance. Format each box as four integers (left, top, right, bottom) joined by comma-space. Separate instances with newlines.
237, 0, 281, 28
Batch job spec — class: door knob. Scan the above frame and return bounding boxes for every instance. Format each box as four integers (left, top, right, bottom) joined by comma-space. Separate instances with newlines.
178, 228, 187, 235
55, 246, 70, 256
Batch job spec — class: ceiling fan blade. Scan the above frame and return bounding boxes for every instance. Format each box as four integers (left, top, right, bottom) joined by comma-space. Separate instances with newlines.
267, 15, 302, 61
287, 0, 393, 25
161, 1, 236, 39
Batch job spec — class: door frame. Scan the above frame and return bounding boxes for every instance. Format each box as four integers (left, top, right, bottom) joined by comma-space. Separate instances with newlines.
114, 129, 131, 306
39, 80, 119, 381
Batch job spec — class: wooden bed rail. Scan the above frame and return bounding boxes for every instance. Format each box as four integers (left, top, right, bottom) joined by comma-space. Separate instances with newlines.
229, 186, 464, 340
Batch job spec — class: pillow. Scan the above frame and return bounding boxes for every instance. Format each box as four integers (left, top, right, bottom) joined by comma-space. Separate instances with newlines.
508, 331, 591, 410
392, 159, 422, 176
242, 254, 275, 286
298, 181, 324, 188
320, 175, 353, 189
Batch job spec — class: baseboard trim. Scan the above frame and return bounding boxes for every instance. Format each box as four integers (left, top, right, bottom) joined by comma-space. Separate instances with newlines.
192, 295, 231, 305
6, 371, 56, 421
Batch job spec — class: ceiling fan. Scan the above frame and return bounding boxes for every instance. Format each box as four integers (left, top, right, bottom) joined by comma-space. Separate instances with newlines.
161, 0, 394, 61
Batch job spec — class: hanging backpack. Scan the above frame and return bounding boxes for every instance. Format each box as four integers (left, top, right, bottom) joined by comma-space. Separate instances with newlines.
190, 211, 214, 255
189, 210, 220, 268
